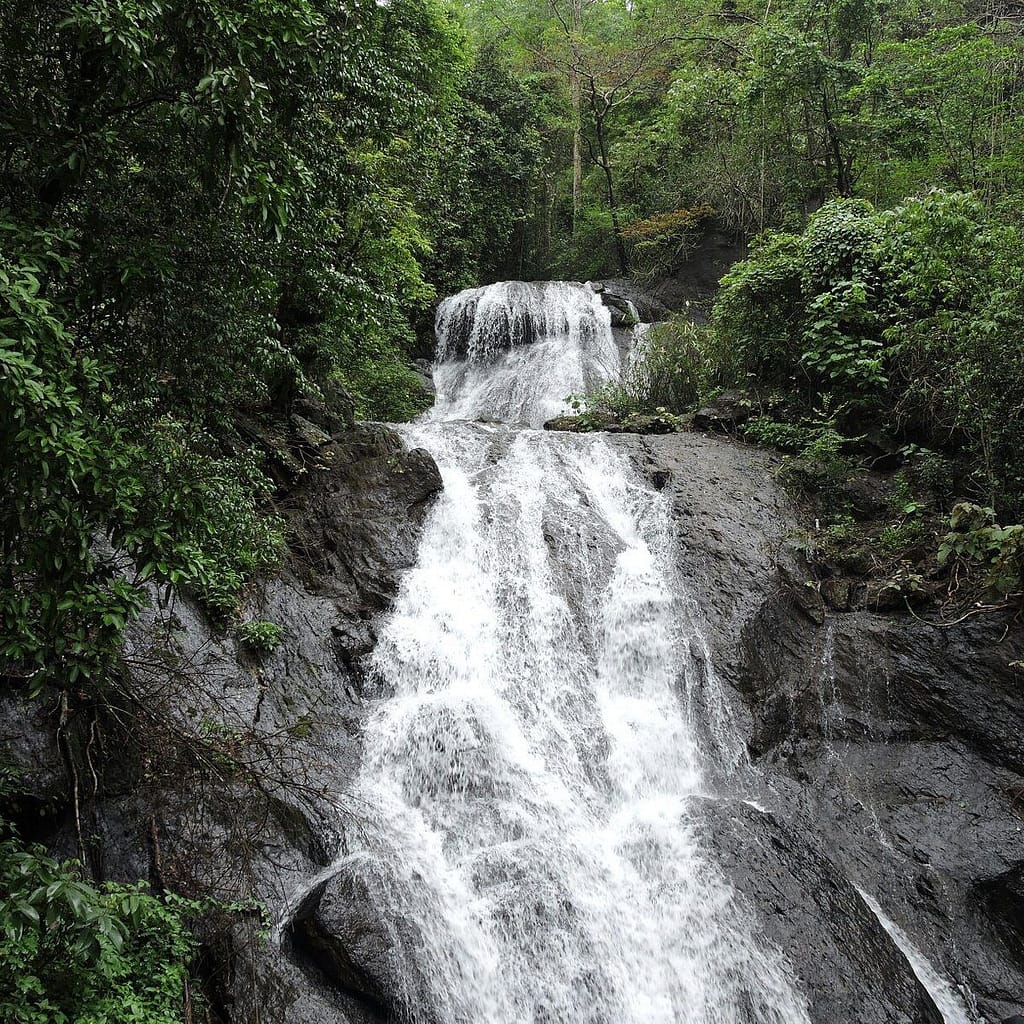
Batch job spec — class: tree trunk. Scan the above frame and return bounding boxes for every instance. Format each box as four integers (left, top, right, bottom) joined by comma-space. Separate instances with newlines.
570, 0, 583, 233
591, 91, 628, 274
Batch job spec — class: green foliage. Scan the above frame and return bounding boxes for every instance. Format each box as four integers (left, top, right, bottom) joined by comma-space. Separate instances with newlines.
0, 223, 283, 692
0, 820, 201, 1023
566, 317, 714, 426
118, 420, 285, 616
938, 502, 1024, 596
237, 620, 284, 654
778, 426, 853, 496
461, 0, 1024, 278
626, 320, 713, 414
880, 478, 933, 558
1, 0, 505, 699
713, 231, 806, 388
621, 206, 713, 285
742, 417, 814, 454
420, 49, 546, 292
713, 192, 1024, 516
552, 206, 620, 281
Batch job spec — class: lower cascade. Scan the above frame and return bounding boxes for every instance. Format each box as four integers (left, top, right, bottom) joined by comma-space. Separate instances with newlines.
337, 281, 814, 1022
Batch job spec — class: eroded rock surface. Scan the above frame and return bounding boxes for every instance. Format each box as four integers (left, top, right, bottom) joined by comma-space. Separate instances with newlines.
611, 430, 1024, 1023
699, 798, 943, 1024
0, 414, 442, 1024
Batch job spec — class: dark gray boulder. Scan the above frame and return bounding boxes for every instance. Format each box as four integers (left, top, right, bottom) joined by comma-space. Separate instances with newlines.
694, 389, 755, 432
697, 798, 943, 1024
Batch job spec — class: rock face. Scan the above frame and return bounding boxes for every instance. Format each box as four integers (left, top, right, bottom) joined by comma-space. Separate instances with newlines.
3, 416, 1023, 1023
285, 421, 442, 672
694, 389, 755, 432
593, 277, 671, 325
699, 799, 943, 1024
0, 412, 442, 1023
609, 431, 1024, 1023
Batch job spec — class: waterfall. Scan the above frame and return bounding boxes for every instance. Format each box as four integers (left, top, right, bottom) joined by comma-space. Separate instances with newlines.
339, 281, 811, 1023
432, 281, 622, 427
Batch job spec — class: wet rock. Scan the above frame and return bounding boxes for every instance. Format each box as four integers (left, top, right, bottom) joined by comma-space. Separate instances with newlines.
694, 389, 754, 432
833, 544, 875, 577
865, 579, 907, 611
603, 298, 637, 328
0, 692, 66, 830
600, 278, 671, 322
699, 798, 944, 1024
288, 869, 433, 1022
227, 917, 384, 1024
289, 874, 398, 1012
792, 581, 827, 625
838, 473, 893, 519
977, 862, 1024, 969
285, 423, 442, 614
821, 578, 852, 611
291, 413, 333, 450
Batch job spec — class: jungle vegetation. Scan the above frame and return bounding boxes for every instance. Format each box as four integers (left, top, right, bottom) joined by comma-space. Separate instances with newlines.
2, 0, 1024, 1017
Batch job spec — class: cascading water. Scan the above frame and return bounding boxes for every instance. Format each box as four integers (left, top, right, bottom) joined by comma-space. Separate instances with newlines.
336, 281, 813, 1022
431, 281, 622, 427
857, 890, 978, 1024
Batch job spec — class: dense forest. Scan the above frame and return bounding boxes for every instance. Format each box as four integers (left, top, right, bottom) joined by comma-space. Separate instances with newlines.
2, 0, 1024, 1018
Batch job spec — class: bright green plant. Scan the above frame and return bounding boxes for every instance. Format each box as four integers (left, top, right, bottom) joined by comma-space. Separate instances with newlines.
778, 427, 853, 495
625, 319, 715, 414
712, 192, 1024, 517
742, 417, 815, 453
0, 820, 202, 1024
237, 620, 285, 654
938, 503, 1024, 596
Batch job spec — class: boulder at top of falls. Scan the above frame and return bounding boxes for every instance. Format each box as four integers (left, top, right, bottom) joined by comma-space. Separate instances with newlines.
595, 278, 671, 322
696, 798, 944, 1024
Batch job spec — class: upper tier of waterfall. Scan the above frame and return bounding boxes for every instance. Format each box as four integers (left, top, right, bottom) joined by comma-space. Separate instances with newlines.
431, 281, 622, 427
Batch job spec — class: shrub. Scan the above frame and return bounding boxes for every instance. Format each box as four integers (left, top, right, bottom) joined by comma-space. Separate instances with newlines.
938, 502, 1024, 596
778, 427, 854, 496
237, 620, 285, 654
621, 205, 714, 284
742, 416, 816, 453
568, 317, 718, 424
712, 231, 806, 388
710, 191, 1024, 517
0, 816, 202, 1024
625, 319, 717, 414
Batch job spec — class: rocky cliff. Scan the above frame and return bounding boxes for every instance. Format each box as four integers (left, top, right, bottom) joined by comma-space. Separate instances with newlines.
2, 419, 1021, 1023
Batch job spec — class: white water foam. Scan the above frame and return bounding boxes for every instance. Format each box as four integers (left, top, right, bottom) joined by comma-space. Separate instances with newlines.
432, 281, 621, 427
